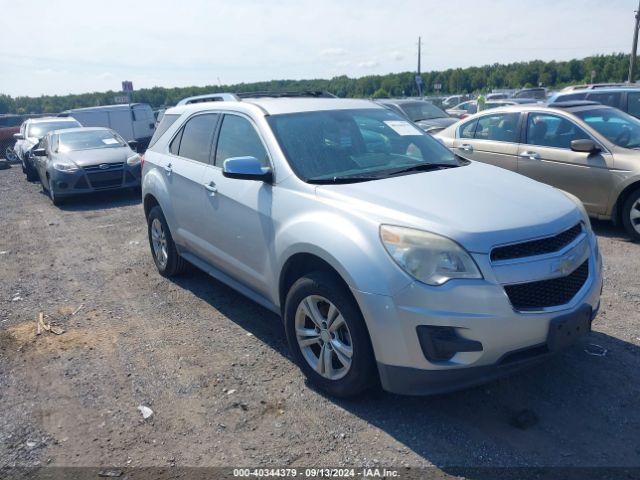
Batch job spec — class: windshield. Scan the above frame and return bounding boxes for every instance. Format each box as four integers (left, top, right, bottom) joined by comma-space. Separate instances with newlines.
27, 121, 80, 138
574, 108, 640, 148
267, 108, 460, 182
398, 102, 447, 121
56, 130, 126, 152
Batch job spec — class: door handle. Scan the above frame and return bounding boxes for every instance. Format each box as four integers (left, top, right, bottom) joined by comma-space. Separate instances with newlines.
458, 144, 474, 152
203, 181, 218, 195
520, 151, 541, 160
163, 163, 173, 175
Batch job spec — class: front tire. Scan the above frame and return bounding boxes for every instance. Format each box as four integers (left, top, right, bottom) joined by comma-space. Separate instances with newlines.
25, 158, 38, 181
147, 206, 187, 277
284, 271, 377, 397
622, 189, 640, 242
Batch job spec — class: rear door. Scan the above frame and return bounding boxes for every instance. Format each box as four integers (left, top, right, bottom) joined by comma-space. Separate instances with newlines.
132, 104, 155, 141
453, 112, 521, 171
164, 113, 220, 253
516, 111, 614, 215
199, 113, 274, 296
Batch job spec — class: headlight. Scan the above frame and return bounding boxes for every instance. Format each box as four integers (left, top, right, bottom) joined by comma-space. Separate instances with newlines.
52, 162, 78, 172
127, 154, 141, 166
380, 225, 482, 286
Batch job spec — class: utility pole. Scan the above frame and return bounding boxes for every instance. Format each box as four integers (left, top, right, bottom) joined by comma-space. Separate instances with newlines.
629, 0, 640, 83
415, 36, 423, 97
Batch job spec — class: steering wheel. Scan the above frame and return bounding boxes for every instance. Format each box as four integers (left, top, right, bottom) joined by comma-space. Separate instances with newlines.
615, 126, 632, 147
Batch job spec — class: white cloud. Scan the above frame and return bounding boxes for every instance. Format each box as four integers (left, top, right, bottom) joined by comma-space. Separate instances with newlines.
319, 48, 348, 57
357, 60, 379, 69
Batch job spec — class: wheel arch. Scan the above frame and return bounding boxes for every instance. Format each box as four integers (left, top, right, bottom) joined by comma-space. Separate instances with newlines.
612, 180, 640, 225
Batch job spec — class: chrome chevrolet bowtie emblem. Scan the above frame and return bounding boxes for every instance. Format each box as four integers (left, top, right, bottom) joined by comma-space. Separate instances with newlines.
553, 252, 579, 276
99, 164, 109, 170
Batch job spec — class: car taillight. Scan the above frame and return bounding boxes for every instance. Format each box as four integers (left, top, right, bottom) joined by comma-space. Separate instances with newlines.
140, 154, 145, 170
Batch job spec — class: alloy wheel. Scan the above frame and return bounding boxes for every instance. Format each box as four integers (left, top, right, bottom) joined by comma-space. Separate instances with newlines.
151, 218, 168, 269
295, 295, 353, 380
4, 146, 18, 163
630, 198, 640, 235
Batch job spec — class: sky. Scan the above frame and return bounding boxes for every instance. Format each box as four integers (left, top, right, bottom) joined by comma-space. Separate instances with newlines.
0, 0, 635, 97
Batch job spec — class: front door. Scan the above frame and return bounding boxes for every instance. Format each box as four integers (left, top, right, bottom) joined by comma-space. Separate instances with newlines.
517, 112, 614, 215
199, 113, 274, 296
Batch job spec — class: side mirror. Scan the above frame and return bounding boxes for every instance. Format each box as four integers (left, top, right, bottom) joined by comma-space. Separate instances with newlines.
222, 156, 272, 183
571, 139, 600, 153
33, 148, 47, 157
13, 133, 24, 140
128, 140, 138, 151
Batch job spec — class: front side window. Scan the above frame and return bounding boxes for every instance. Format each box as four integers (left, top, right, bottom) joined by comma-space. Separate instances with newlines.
57, 130, 126, 152
215, 115, 269, 167
27, 121, 81, 138
267, 108, 460, 182
575, 107, 640, 149
176, 113, 219, 163
526, 113, 589, 149
474, 113, 520, 142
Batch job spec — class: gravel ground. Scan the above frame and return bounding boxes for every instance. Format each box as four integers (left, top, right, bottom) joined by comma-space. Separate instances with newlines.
0, 165, 639, 475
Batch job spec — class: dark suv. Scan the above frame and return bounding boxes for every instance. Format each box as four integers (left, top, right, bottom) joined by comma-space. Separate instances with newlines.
549, 86, 640, 119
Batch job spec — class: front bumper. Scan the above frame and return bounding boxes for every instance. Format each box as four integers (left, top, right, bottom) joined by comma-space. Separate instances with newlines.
352, 232, 603, 395
49, 163, 141, 197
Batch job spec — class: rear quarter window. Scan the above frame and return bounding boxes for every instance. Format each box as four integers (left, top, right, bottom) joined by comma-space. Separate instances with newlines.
149, 114, 180, 149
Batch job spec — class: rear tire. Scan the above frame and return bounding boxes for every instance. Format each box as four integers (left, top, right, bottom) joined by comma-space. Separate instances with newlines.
622, 188, 640, 242
147, 206, 187, 277
284, 271, 377, 398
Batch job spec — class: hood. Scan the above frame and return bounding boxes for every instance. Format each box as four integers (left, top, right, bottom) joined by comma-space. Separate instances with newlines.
315, 161, 582, 253
415, 117, 458, 132
57, 147, 131, 168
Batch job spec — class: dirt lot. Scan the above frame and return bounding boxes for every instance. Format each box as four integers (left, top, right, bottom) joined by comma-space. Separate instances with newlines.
1, 165, 639, 475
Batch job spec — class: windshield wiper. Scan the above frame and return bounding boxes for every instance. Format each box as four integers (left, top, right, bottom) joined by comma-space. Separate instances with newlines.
307, 175, 380, 184
383, 163, 458, 177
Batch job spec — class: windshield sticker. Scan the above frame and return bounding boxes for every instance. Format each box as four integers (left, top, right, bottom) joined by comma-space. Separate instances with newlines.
384, 121, 422, 136
102, 138, 119, 145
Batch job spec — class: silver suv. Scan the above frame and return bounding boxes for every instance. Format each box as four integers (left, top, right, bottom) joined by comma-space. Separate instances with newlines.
141, 95, 602, 397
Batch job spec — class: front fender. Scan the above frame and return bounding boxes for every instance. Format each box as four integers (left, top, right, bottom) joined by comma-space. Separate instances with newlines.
275, 210, 411, 298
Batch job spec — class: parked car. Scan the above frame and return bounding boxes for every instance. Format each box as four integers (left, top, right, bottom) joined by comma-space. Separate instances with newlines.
375, 99, 457, 134
14, 116, 82, 180
559, 83, 640, 92
548, 86, 640, 120
513, 87, 547, 100
436, 100, 640, 240
141, 94, 601, 397
59, 103, 156, 152
446, 99, 538, 119
441, 94, 472, 109
31, 127, 141, 205
0, 114, 25, 162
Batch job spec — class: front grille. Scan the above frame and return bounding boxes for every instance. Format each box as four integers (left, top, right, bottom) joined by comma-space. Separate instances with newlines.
84, 162, 124, 189
504, 260, 589, 311
83, 162, 124, 172
491, 224, 583, 262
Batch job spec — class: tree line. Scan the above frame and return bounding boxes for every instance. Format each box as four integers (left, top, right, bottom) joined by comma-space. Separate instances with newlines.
0, 53, 631, 114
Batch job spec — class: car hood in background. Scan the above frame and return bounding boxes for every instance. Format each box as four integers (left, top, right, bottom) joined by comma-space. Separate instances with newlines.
415, 117, 458, 132
56, 147, 131, 168
315, 161, 581, 253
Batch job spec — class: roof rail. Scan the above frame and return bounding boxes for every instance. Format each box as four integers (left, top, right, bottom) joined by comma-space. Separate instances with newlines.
560, 82, 640, 92
235, 91, 336, 99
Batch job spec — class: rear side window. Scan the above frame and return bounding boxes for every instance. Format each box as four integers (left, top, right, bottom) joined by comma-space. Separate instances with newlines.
174, 114, 219, 163
474, 113, 520, 142
556, 92, 586, 102
215, 115, 269, 167
525, 113, 589, 149
459, 119, 477, 138
628, 92, 640, 118
149, 114, 180, 149
586, 91, 621, 108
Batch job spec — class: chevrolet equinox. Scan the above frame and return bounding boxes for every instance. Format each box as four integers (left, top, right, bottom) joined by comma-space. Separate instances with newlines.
141, 95, 602, 397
